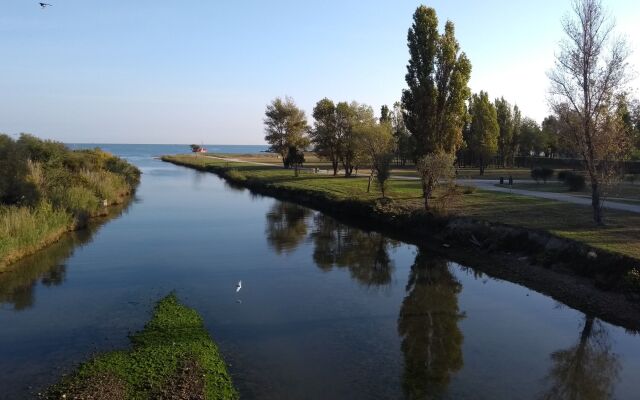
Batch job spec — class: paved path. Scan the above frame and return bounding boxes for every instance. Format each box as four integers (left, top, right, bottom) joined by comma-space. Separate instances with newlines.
457, 179, 640, 213
205, 155, 640, 214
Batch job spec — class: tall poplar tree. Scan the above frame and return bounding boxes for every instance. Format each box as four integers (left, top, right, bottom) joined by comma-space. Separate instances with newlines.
494, 97, 513, 167
401, 6, 471, 209
468, 92, 499, 175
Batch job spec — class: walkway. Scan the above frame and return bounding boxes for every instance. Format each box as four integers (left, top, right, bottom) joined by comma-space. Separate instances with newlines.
457, 179, 640, 214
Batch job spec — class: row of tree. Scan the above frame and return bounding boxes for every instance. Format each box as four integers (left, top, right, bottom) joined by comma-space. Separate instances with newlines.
264, 96, 396, 195
264, 1, 637, 223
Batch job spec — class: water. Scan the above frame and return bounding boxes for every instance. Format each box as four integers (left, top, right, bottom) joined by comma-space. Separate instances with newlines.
1, 145, 639, 399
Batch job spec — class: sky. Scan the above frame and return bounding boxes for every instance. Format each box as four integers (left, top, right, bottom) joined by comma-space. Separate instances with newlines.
1, 0, 639, 144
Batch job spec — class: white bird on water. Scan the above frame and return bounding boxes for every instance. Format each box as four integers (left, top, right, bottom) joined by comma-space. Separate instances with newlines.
236, 280, 242, 293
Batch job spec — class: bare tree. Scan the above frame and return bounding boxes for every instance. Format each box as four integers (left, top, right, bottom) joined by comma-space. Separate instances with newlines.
548, 0, 632, 224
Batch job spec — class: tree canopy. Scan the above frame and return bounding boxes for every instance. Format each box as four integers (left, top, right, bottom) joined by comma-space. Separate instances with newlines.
264, 97, 309, 167
401, 5, 471, 208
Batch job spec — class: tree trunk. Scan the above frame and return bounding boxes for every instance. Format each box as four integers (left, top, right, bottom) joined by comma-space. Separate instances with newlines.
591, 179, 603, 225
332, 161, 338, 176
421, 177, 432, 210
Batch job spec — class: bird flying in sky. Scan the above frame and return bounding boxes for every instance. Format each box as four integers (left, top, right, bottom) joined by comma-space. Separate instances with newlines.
39, 3, 52, 9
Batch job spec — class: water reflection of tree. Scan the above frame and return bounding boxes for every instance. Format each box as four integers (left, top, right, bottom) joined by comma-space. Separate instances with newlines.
398, 250, 465, 399
310, 213, 397, 287
265, 202, 311, 254
540, 315, 620, 400
0, 204, 129, 311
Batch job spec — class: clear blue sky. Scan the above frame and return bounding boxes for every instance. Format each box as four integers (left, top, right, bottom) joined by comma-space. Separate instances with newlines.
1, 0, 638, 144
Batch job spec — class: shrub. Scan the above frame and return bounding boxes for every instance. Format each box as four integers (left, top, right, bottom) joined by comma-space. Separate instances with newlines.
626, 268, 640, 292
564, 172, 586, 191
531, 167, 554, 183
557, 170, 569, 182
460, 185, 477, 194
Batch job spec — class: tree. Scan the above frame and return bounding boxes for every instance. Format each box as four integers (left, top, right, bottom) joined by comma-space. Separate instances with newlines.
510, 105, 522, 166
264, 97, 309, 168
401, 6, 471, 209
415, 152, 455, 207
542, 115, 562, 158
518, 118, 545, 157
548, 0, 632, 224
284, 145, 305, 176
380, 105, 391, 124
468, 91, 499, 175
355, 122, 395, 197
389, 102, 414, 166
337, 101, 376, 177
494, 97, 514, 167
310, 98, 341, 175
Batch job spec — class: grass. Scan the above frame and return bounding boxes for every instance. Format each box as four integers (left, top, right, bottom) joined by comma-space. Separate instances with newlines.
0, 203, 73, 268
0, 135, 140, 267
508, 181, 640, 202
48, 293, 238, 400
206, 153, 576, 181
165, 154, 640, 260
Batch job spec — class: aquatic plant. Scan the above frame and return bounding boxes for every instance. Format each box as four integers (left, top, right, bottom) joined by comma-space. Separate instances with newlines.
47, 293, 238, 399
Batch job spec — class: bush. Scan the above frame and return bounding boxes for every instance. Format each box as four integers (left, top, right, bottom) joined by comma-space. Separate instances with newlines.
626, 268, 640, 292
563, 172, 586, 191
531, 167, 554, 183
557, 170, 569, 182
459, 185, 477, 194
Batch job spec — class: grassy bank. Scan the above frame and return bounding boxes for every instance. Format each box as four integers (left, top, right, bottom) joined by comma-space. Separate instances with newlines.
0, 134, 140, 268
47, 293, 238, 399
167, 154, 640, 260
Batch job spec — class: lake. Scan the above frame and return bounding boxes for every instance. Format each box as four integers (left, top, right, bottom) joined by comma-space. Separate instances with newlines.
1, 145, 639, 399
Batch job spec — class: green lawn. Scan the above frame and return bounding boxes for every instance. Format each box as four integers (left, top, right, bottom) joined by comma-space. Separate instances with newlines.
508, 181, 640, 202
165, 155, 640, 260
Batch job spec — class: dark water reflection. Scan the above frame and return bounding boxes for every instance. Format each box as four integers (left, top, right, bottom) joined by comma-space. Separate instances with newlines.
399, 252, 464, 399
0, 146, 639, 399
541, 315, 621, 400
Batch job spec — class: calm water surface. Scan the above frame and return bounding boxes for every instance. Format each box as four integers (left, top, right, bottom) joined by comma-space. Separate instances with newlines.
1, 145, 639, 399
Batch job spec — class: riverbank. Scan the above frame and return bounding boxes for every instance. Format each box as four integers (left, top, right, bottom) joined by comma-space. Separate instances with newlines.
0, 135, 140, 269
46, 293, 238, 400
163, 154, 640, 330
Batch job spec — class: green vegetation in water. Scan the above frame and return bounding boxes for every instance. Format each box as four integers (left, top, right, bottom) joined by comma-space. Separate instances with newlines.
0, 134, 140, 267
47, 293, 238, 400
